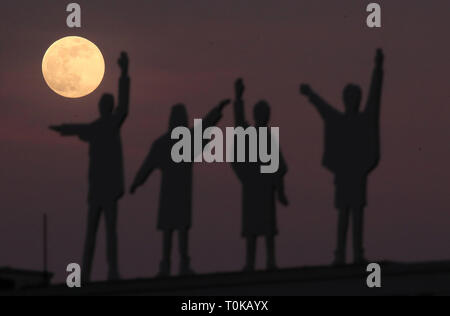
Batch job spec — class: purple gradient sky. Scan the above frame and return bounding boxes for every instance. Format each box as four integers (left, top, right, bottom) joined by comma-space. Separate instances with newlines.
1, 1, 449, 282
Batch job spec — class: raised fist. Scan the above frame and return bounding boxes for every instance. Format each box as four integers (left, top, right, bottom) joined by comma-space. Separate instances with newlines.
118, 51, 129, 73
300, 84, 312, 96
375, 49, 384, 66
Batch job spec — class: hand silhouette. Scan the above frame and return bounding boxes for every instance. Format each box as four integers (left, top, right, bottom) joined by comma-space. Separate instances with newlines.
235, 78, 245, 99
118, 52, 129, 74
375, 49, 384, 66
130, 184, 138, 195
49, 125, 62, 133
278, 192, 289, 206
300, 84, 312, 96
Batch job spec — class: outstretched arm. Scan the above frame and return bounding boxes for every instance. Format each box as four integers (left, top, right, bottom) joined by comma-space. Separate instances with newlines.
49, 124, 92, 141
300, 84, 338, 119
130, 142, 159, 194
365, 49, 384, 117
114, 52, 130, 127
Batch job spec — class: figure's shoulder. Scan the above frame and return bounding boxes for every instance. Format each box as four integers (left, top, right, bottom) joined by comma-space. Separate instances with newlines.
324, 110, 344, 123
87, 119, 101, 130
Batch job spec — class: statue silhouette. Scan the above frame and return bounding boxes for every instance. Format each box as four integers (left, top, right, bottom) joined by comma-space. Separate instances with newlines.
300, 49, 384, 265
231, 79, 288, 272
130, 100, 230, 276
49, 52, 130, 282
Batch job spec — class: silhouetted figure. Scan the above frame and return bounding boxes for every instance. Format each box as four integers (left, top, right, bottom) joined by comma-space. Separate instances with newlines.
300, 49, 384, 265
130, 100, 230, 276
231, 79, 288, 272
49, 52, 130, 282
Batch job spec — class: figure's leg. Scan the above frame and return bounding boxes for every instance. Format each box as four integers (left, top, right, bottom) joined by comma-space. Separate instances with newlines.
159, 229, 173, 276
104, 202, 120, 281
179, 229, 195, 275
244, 236, 257, 272
266, 235, 277, 270
334, 208, 350, 265
352, 207, 366, 264
82, 204, 102, 283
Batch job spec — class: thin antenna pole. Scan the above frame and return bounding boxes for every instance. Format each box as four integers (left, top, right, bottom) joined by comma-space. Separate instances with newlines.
43, 213, 48, 274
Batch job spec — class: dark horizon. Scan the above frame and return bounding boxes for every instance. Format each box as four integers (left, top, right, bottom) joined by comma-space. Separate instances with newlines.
1, 0, 450, 282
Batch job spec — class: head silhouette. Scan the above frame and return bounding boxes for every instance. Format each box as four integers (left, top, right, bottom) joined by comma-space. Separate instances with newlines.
169, 104, 188, 130
99, 94, 114, 118
343, 84, 362, 115
253, 100, 271, 127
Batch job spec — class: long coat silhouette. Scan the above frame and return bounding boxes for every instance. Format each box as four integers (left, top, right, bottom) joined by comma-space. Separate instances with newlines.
300, 49, 384, 265
231, 79, 288, 271
50, 52, 130, 282
130, 100, 229, 276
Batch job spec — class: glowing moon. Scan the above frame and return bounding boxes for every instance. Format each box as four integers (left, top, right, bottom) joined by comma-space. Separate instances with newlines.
42, 36, 105, 98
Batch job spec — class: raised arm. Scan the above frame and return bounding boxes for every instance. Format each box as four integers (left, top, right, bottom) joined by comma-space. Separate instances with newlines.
130, 141, 160, 194
191, 99, 230, 159
234, 78, 249, 128
364, 49, 384, 117
300, 84, 339, 119
229, 78, 250, 177
114, 52, 130, 127
201, 99, 230, 129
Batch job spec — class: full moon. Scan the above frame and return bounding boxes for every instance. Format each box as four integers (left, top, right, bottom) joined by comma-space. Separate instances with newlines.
42, 36, 105, 98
